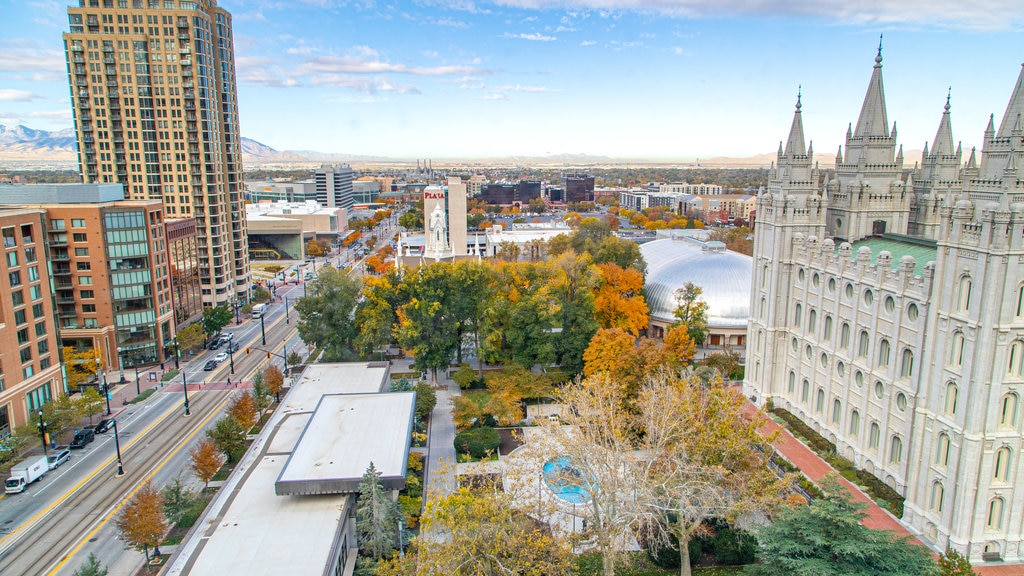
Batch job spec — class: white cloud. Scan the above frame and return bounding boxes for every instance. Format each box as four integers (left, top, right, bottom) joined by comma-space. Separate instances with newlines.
493, 84, 560, 93
0, 40, 65, 74
25, 109, 73, 120
503, 32, 557, 41
299, 55, 491, 76
482, 92, 508, 100
580, 40, 597, 46
0, 89, 43, 102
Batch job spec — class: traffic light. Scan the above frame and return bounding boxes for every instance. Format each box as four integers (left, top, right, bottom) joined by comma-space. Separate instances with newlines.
246, 347, 250, 355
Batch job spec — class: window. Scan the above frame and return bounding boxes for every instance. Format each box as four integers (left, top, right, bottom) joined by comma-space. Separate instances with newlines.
24, 247, 35, 262
840, 323, 851, 348
957, 275, 972, 312
855, 370, 864, 387
19, 347, 32, 363
16, 328, 28, 345
72, 233, 87, 242
81, 290, 94, 299
999, 394, 1018, 427
950, 331, 965, 367
75, 247, 89, 256
49, 219, 65, 231
8, 271, 20, 286
815, 388, 825, 412
945, 383, 959, 416
994, 447, 1011, 482
890, 435, 903, 464
798, 268, 805, 283
874, 381, 885, 399
71, 218, 86, 228
805, 345, 813, 360
82, 304, 96, 313
11, 290, 23, 306
901, 349, 915, 378
849, 410, 860, 436
27, 266, 38, 282
936, 433, 950, 466
32, 303, 43, 318
858, 330, 870, 357
30, 285, 41, 300
5, 251, 18, 267
14, 309, 26, 325
1017, 285, 1024, 318
837, 361, 846, 377
845, 283, 854, 299
863, 289, 874, 306
908, 302, 920, 321
79, 276, 93, 285
869, 422, 880, 449
1009, 341, 1024, 377
37, 340, 48, 355
884, 296, 895, 313
931, 482, 944, 513
39, 357, 50, 370
987, 498, 1005, 530
896, 392, 908, 411
801, 379, 810, 402
808, 309, 817, 333
794, 303, 802, 326
832, 399, 841, 424
2, 227, 15, 247
76, 261, 92, 271
878, 339, 891, 366
823, 315, 833, 341
812, 273, 820, 287
34, 322, 46, 337
788, 371, 796, 393
828, 278, 836, 293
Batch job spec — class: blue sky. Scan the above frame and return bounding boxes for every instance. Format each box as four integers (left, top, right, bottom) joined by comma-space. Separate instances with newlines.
2, 1, 1024, 160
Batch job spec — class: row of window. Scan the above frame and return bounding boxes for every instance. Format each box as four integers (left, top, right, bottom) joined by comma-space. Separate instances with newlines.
789, 319, 916, 378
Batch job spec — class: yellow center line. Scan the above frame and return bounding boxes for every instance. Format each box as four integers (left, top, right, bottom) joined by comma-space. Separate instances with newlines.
47, 391, 234, 575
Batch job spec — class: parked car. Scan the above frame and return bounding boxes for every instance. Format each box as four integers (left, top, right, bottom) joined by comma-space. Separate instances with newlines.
219, 332, 233, 342
226, 342, 240, 353
47, 449, 71, 470
203, 359, 219, 371
69, 428, 95, 449
208, 339, 223, 351
94, 418, 115, 434
214, 352, 229, 363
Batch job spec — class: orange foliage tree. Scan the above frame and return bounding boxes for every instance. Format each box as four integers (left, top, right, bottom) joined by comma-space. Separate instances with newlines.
226, 390, 258, 431
594, 263, 649, 336
189, 436, 225, 489
115, 481, 167, 561
263, 364, 284, 402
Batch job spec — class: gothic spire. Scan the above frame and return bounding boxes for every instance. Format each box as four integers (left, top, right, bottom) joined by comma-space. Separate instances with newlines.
996, 64, 1024, 138
853, 36, 890, 138
784, 87, 806, 156
931, 88, 955, 157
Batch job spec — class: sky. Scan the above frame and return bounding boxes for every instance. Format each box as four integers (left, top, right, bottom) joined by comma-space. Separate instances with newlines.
1, 0, 1024, 160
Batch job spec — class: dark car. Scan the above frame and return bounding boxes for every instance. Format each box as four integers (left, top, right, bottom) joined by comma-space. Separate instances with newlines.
203, 359, 218, 371
208, 339, 223, 351
70, 428, 95, 449
226, 342, 240, 353
94, 418, 116, 434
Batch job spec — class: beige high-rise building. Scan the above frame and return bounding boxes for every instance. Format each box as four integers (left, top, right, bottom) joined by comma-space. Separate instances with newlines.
62, 0, 249, 306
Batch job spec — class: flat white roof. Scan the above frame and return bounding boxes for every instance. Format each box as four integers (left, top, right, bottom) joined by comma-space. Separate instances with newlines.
281, 362, 389, 414
276, 392, 415, 495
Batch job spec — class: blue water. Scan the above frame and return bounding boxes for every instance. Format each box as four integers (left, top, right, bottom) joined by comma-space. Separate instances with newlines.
542, 456, 592, 504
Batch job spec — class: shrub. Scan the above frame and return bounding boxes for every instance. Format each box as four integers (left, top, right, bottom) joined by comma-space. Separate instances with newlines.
453, 426, 500, 459
398, 494, 421, 528
711, 526, 758, 565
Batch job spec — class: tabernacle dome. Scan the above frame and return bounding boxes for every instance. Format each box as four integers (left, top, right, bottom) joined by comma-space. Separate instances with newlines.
640, 236, 752, 348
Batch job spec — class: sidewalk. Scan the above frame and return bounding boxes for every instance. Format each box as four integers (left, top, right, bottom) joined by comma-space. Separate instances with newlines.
747, 402, 1024, 575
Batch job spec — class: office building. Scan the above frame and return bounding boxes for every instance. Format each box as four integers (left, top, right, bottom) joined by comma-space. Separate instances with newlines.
564, 175, 594, 203
166, 217, 202, 327
62, 0, 250, 307
314, 164, 355, 210
746, 49, 1024, 564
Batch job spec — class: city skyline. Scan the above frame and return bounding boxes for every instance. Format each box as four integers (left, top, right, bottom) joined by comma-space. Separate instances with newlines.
2, 0, 1024, 160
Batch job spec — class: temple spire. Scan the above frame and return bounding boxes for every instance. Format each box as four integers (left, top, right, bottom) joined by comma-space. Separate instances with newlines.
784, 87, 806, 156
932, 88, 955, 157
996, 64, 1024, 138
853, 38, 890, 138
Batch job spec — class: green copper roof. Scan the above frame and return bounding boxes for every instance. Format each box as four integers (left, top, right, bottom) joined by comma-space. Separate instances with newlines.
845, 235, 937, 275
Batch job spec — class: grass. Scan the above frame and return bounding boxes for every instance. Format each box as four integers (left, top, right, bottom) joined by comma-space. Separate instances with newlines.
129, 389, 156, 404
575, 552, 750, 575
463, 389, 494, 408
161, 369, 179, 381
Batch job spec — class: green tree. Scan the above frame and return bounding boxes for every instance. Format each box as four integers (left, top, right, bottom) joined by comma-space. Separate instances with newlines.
394, 263, 462, 383
356, 462, 401, 561
206, 416, 247, 463
938, 548, 977, 576
550, 252, 600, 376
447, 260, 495, 368
72, 553, 108, 576
593, 235, 646, 273
479, 263, 556, 369
175, 323, 206, 352
412, 381, 436, 420
201, 305, 233, 338
76, 387, 106, 425
452, 364, 476, 389
673, 282, 710, 345
751, 474, 938, 576
42, 394, 83, 443
398, 209, 422, 230
294, 267, 362, 361
162, 476, 197, 525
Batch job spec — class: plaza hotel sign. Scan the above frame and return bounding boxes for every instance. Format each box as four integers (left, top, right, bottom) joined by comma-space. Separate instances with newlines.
424, 190, 446, 199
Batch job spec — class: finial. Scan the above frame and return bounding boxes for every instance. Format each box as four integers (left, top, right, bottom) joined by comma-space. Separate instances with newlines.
796, 85, 802, 111
875, 34, 883, 66
945, 87, 951, 112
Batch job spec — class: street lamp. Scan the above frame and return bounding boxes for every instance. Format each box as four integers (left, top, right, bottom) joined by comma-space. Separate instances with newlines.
285, 296, 290, 324
37, 410, 48, 457
98, 357, 111, 415
116, 346, 127, 383
181, 368, 191, 417
228, 340, 235, 375
112, 419, 124, 476
234, 299, 241, 326
133, 361, 141, 396
260, 312, 266, 346
172, 336, 180, 370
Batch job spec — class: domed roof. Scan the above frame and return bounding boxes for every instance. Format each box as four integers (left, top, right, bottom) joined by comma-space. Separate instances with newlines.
640, 238, 752, 329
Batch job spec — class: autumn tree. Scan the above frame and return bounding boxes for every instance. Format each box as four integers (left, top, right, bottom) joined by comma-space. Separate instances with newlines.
356, 462, 401, 561
482, 365, 554, 426
708, 225, 753, 256
175, 322, 206, 352
76, 387, 106, 425
495, 241, 521, 262
594, 262, 649, 336
263, 364, 284, 402
226, 390, 258, 431
673, 282, 710, 345
306, 237, 328, 257
394, 262, 464, 383
938, 548, 978, 576
751, 475, 938, 576
115, 481, 167, 561
63, 346, 103, 390
354, 270, 404, 359
189, 437, 225, 489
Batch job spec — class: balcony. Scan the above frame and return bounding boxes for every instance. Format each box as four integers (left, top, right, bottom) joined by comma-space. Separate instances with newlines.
74, 66, 86, 75
181, 58, 192, 66
180, 47, 190, 54
71, 44, 84, 52
103, 57, 115, 64
78, 113, 91, 122
58, 309, 78, 319
181, 70, 192, 77
109, 101, 120, 109
178, 34, 189, 40
78, 101, 90, 109
102, 45, 113, 52
177, 17, 189, 28
76, 79, 88, 86
54, 280, 73, 289
72, 56, 85, 63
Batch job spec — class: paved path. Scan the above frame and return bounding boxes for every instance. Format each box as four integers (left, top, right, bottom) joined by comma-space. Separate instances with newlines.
421, 365, 461, 500
747, 402, 1024, 575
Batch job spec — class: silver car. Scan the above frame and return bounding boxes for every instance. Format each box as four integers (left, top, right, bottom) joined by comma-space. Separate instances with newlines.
47, 448, 71, 470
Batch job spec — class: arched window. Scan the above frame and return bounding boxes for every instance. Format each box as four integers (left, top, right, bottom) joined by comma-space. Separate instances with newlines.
869, 422, 880, 449
1009, 341, 1024, 377
1016, 284, 1024, 318
815, 388, 825, 412
788, 371, 796, 393
801, 379, 810, 402
794, 303, 802, 327
849, 410, 860, 436
994, 447, 1011, 482
858, 330, 870, 357
808, 309, 817, 333
949, 331, 965, 367
957, 275, 972, 312
936, 433, 950, 467
823, 315, 833, 341
878, 339, 891, 366
931, 482, 944, 513
900, 348, 914, 378
760, 297, 766, 319
945, 382, 959, 416
999, 394, 1018, 427
987, 498, 1005, 530
840, 323, 851, 348
890, 435, 903, 464
761, 265, 768, 289
832, 399, 841, 424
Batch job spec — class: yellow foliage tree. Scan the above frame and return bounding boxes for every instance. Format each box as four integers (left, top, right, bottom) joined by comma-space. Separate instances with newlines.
226, 390, 258, 431
594, 263, 649, 336
63, 346, 103, 390
189, 437, 225, 489
115, 481, 167, 561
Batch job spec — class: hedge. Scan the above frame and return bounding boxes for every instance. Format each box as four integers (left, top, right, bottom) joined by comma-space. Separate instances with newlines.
453, 426, 500, 458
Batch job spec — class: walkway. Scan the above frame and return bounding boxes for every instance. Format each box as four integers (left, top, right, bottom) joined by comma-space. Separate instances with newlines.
419, 363, 460, 500
747, 403, 1024, 576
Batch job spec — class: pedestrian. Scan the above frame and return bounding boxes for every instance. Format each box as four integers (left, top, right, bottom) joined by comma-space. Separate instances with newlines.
227, 377, 231, 387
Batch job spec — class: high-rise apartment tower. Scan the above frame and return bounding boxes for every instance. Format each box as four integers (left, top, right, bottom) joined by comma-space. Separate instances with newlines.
63, 0, 249, 306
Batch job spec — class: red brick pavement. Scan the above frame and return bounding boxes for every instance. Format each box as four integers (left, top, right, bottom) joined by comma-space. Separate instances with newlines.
745, 402, 1024, 575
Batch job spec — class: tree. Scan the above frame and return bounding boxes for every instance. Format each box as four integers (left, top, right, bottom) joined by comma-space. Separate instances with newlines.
593, 235, 646, 273
751, 475, 938, 576
412, 381, 436, 420
673, 282, 710, 345
76, 387, 106, 425
354, 270, 404, 360
938, 548, 977, 576
162, 476, 197, 525
226, 390, 258, 431
701, 348, 741, 380
286, 351, 303, 367
481, 365, 554, 426
72, 553, 108, 576
251, 372, 272, 424
175, 322, 206, 352
398, 209, 422, 230
201, 304, 233, 338
452, 364, 477, 389
356, 462, 401, 561
189, 437, 225, 489
594, 263, 649, 336
395, 263, 463, 383
549, 251, 600, 377
207, 416, 247, 463
263, 364, 284, 402
115, 481, 167, 561
495, 241, 521, 262
708, 226, 753, 256
41, 394, 84, 443
582, 328, 636, 378
306, 237, 328, 257
294, 267, 362, 361
63, 346, 102, 390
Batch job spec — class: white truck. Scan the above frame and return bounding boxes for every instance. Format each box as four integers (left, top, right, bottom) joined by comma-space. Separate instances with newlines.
5, 455, 48, 494
251, 303, 267, 318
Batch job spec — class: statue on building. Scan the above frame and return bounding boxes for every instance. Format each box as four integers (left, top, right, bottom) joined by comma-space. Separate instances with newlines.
428, 203, 448, 255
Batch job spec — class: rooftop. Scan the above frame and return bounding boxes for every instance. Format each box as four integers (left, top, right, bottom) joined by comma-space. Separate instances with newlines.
845, 234, 936, 275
